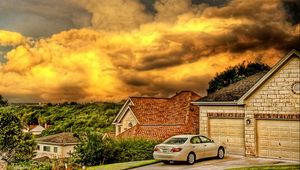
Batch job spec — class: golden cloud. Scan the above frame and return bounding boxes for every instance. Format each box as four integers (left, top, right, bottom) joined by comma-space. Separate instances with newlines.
0, 30, 25, 46
0, 0, 299, 102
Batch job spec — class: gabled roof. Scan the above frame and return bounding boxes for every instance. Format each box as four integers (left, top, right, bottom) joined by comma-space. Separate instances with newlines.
193, 49, 300, 106
196, 71, 267, 103
36, 132, 79, 145
238, 49, 300, 104
30, 125, 45, 132
113, 91, 200, 125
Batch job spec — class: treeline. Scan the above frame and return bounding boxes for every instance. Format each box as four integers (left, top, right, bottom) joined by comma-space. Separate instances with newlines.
207, 62, 270, 94
0, 102, 122, 136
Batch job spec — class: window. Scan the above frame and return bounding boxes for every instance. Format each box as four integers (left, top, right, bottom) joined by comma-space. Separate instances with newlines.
54, 147, 58, 153
292, 82, 300, 94
37, 145, 40, 150
164, 137, 188, 144
128, 122, 133, 128
190, 136, 201, 144
43, 146, 50, 152
200, 136, 213, 143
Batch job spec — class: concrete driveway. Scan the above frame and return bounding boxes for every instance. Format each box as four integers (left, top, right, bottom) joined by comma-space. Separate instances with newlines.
132, 155, 299, 170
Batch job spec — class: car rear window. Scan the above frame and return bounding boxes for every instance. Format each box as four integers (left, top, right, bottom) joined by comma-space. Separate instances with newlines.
163, 138, 188, 144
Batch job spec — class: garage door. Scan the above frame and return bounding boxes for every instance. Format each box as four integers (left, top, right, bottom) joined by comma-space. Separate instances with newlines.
209, 119, 245, 155
257, 120, 300, 160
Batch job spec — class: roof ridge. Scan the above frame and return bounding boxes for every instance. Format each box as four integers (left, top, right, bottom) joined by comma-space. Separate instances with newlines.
198, 71, 268, 102
130, 96, 169, 99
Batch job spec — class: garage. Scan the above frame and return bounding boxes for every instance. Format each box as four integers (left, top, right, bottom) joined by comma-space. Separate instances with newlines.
209, 119, 245, 155
257, 120, 300, 160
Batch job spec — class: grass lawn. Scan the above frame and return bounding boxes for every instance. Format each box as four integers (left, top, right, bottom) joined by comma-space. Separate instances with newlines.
228, 164, 300, 170
87, 160, 159, 170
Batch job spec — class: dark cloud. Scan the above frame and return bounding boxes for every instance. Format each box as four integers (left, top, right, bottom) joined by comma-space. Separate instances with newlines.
229, 24, 300, 53
121, 76, 150, 87
136, 49, 189, 71
282, 0, 300, 25
0, 0, 91, 37
120, 72, 211, 97
0, 46, 12, 63
43, 85, 88, 102
192, 0, 230, 7
2, 93, 43, 103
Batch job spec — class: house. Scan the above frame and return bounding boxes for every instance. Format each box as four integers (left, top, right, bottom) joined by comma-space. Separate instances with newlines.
30, 125, 46, 135
35, 132, 79, 159
193, 50, 300, 160
23, 124, 51, 135
112, 91, 201, 140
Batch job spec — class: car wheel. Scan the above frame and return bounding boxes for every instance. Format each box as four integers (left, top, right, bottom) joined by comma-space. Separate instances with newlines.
217, 148, 225, 159
187, 153, 195, 165
162, 161, 170, 164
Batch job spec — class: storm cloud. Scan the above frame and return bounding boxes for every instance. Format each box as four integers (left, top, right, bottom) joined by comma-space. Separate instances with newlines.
0, 0, 299, 102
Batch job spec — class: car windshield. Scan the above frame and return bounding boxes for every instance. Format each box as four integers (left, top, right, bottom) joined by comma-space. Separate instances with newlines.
163, 137, 188, 144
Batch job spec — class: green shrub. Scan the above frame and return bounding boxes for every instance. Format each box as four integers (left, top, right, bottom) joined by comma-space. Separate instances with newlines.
72, 132, 159, 166
113, 138, 159, 163
7, 161, 52, 170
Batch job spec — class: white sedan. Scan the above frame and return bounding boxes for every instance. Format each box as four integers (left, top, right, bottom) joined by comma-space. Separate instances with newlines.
153, 135, 225, 165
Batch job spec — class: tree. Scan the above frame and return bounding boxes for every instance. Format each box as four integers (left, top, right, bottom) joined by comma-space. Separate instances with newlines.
207, 62, 270, 94
72, 132, 115, 166
0, 95, 8, 107
0, 111, 36, 163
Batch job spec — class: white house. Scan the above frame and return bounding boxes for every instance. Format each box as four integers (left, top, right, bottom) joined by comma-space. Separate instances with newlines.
35, 133, 79, 159
30, 125, 46, 135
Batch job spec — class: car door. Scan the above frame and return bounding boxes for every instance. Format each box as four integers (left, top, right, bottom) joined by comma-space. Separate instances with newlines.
190, 136, 205, 159
200, 136, 219, 157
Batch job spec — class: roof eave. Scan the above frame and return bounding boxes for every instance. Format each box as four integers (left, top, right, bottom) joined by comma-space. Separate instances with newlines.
112, 98, 133, 124
191, 101, 243, 106
237, 49, 300, 105
36, 141, 79, 146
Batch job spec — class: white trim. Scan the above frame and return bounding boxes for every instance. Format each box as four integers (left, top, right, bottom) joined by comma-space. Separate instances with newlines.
237, 49, 300, 104
112, 98, 139, 124
112, 98, 131, 124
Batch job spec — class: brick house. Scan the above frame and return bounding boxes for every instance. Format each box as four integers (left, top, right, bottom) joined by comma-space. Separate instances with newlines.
193, 50, 300, 160
112, 91, 201, 140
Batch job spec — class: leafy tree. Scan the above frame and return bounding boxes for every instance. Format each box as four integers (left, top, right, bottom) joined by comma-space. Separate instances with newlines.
207, 62, 270, 93
0, 111, 36, 163
0, 95, 8, 107
72, 132, 115, 166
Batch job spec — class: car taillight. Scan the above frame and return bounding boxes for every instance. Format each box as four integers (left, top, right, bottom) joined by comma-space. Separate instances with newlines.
171, 147, 182, 152
154, 147, 160, 152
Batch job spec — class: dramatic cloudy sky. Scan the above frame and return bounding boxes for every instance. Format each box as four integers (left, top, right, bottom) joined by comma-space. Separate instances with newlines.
0, 0, 299, 103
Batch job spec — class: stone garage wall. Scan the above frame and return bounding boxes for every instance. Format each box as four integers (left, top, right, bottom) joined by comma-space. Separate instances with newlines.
199, 105, 245, 136
244, 56, 300, 157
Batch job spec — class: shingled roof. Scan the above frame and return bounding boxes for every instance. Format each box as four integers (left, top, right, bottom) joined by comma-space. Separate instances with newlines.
113, 91, 201, 125
129, 91, 200, 125
199, 71, 268, 102
36, 132, 79, 144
